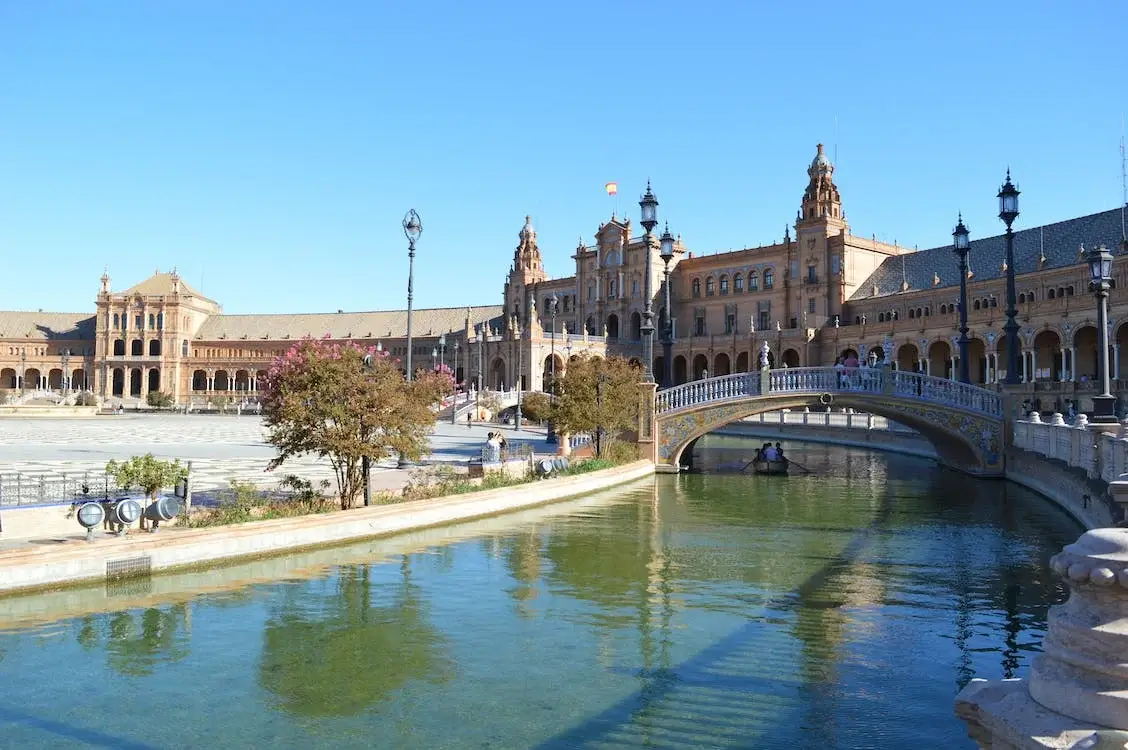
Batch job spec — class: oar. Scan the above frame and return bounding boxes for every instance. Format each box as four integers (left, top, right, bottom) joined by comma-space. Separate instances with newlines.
785, 458, 814, 474
739, 458, 758, 473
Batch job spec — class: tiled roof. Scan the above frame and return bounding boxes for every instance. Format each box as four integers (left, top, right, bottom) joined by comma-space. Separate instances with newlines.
121, 273, 214, 303
194, 305, 503, 341
0, 312, 96, 340
849, 207, 1128, 301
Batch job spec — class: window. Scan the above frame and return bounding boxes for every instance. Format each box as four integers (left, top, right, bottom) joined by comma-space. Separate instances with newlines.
724, 312, 736, 334
130, 339, 143, 356
607, 279, 617, 299
748, 272, 758, 291
692, 278, 701, 298
695, 313, 706, 336
719, 275, 729, 295
157, 313, 163, 330
764, 270, 774, 289
112, 313, 119, 329
924, 307, 930, 316
588, 284, 595, 301
632, 279, 639, 297
113, 340, 125, 356
909, 308, 916, 319
134, 314, 142, 329
807, 298, 816, 314
1048, 288, 1056, 299
705, 277, 715, 297
790, 260, 798, 279
831, 255, 841, 274
148, 313, 155, 329
734, 273, 744, 293
807, 265, 817, 283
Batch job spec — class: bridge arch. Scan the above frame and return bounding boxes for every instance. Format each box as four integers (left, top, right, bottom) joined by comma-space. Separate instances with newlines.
653, 367, 1004, 477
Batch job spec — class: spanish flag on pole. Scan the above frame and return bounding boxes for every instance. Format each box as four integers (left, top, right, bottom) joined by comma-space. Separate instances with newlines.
604, 182, 618, 196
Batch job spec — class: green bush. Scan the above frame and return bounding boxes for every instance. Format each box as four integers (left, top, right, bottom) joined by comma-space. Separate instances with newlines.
146, 391, 175, 409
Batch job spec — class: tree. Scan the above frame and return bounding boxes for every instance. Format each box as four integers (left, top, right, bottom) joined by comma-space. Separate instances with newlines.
261, 336, 451, 509
552, 355, 641, 457
146, 391, 175, 409
105, 453, 188, 530
518, 391, 552, 423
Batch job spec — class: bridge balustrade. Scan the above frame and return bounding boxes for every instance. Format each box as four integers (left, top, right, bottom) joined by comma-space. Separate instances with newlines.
1013, 414, 1128, 483
656, 366, 1003, 417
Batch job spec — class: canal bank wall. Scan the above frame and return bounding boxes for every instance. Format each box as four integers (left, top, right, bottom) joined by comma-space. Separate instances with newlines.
1004, 449, 1116, 530
0, 460, 655, 597
712, 421, 937, 460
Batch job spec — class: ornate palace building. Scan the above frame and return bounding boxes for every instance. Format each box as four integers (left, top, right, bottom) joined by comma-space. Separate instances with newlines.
2, 144, 1127, 411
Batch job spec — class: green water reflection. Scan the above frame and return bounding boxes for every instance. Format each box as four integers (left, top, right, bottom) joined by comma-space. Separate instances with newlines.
0, 441, 1081, 749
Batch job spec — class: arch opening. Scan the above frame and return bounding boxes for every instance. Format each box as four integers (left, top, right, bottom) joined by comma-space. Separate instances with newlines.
661, 394, 989, 475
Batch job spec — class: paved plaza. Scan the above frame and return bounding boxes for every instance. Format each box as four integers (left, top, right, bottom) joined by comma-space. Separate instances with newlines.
0, 414, 551, 504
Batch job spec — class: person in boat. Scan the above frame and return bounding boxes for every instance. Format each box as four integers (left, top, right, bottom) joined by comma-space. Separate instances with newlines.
774, 442, 786, 461
753, 446, 764, 462
763, 443, 779, 461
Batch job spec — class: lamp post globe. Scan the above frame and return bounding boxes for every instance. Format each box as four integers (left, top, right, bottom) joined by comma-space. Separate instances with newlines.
402, 209, 423, 383
997, 172, 1021, 385
952, 214, 971, 384
638, 182, 659, 383
659, 224, 676, 388
1088, 243, 1117, 422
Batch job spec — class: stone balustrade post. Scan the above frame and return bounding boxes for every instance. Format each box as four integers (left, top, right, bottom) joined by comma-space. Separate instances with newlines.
957, 528, 1128, 748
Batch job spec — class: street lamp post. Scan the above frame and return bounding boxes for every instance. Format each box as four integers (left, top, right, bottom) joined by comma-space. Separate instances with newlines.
403, 209, 423, 382
659, 224, 676, 387
953, 214, 971, 384
546, 294, 558, 444
438, 334, 446, 370
61, 348, 71, 397
515, 310, 523, 432
451, 340, 460, 425
639, 183, 659, 383
998, 173, 1021, 385
1088, 244, 1117, 422
19, 348, 26, 396
476, 325, 483, 419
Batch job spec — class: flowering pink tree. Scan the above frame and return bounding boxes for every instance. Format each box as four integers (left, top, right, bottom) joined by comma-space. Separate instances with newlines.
261, 336, 448, 509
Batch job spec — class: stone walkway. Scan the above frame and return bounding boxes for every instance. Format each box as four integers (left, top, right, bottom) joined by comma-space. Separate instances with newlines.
0, 414, 551, 506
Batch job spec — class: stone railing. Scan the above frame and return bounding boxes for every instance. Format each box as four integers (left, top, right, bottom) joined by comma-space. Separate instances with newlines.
655, 366, 1003, 418
1012, 413, 1128, 484
744, 409, 916, 433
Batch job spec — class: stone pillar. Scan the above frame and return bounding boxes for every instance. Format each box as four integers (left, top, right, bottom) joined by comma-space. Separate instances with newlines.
1060, 349, 1067, 382
1070, 346, 1077, 382
1022, 349, 1029, 383
1115, 344, 1121, 381
950, 356, 957, 381
956, 528, 1128, 748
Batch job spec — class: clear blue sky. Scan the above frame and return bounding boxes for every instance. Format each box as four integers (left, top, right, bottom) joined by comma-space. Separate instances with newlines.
1, 2, 1125, 315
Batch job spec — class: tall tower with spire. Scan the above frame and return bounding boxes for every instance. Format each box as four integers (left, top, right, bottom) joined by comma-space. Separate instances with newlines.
503, 216, 547, 327
794, 143, 849, 330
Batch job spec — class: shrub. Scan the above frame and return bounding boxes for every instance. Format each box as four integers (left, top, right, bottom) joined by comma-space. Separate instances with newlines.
146, 391, 175, 409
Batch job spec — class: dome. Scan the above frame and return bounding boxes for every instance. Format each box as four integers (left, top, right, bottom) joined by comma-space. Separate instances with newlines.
810, 143, 831, 170
519, 215, 535, 240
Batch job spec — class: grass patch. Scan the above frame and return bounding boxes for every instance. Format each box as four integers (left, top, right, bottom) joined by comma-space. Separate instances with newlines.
187, 453, 635, 527
188, 476, 334, 528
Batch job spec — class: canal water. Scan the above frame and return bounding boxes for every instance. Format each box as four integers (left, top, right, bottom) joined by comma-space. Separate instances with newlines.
0, 440, 1080, 749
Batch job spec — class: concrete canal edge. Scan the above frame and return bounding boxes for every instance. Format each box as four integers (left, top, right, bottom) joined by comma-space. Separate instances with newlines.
0, 460, 656, 597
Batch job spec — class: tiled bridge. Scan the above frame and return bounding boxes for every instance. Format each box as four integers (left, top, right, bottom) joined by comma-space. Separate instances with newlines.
650, 367, 1005, 476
